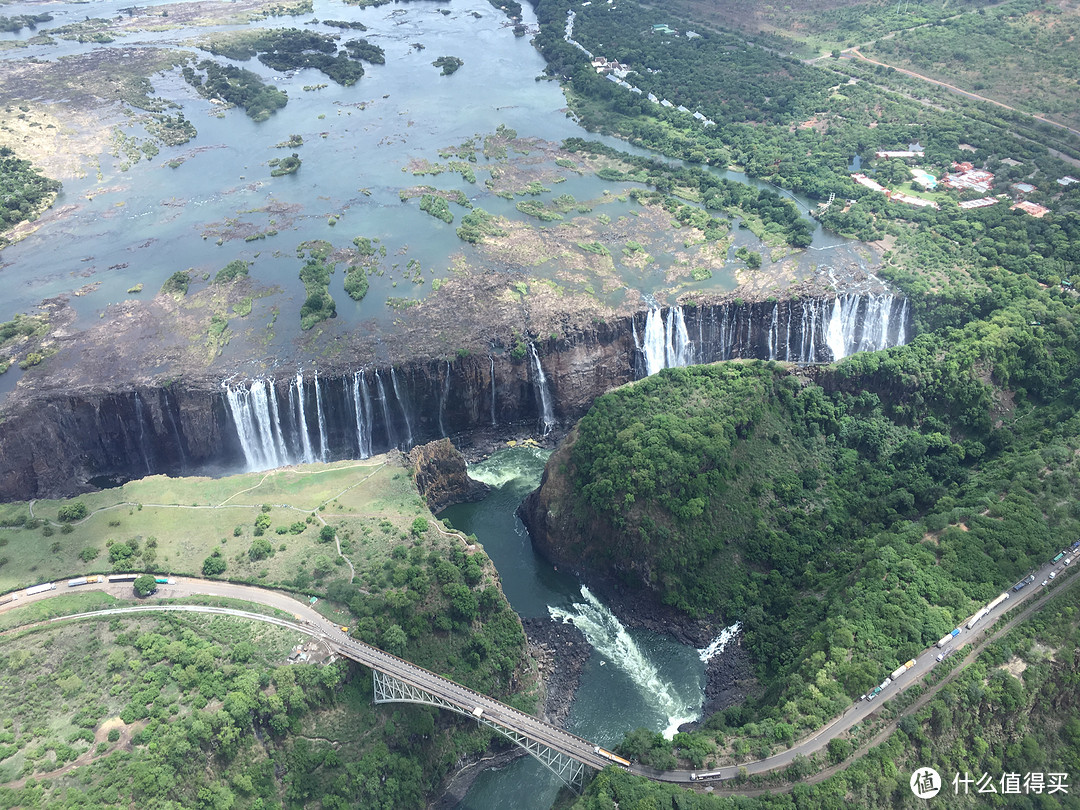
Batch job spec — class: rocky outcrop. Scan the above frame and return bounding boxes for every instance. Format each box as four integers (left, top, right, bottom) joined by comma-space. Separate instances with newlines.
408, 439, 489, 513
521, 617, 590, 728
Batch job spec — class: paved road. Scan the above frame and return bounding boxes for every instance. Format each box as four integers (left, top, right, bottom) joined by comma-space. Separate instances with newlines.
2, 553, 1076, 786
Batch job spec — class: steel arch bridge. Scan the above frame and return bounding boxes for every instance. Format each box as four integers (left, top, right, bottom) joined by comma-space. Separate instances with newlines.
372, 669, 587, 791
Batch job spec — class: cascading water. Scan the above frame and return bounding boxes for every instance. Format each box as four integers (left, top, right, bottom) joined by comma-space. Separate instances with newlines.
352, 371, 373, 459
549, 586, 700, 738
641, 306, 694, 376
665, 306, 693, 368
768, 304, 778, 361
162, 389, 187, 471
133, 391, 152, 474
314, 370, 329, 463
642, 308, 666, 375
294, 373, 315, 465
528, 344, 556, 436
374, 370, 399, 450
225, 379, 291, 471
698, 622, 742, 662
439, 360, 451, 437
489, 356, 497, 426
390, 368, 414, 448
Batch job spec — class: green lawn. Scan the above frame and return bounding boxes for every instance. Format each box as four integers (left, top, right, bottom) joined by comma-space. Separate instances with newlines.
0, 456, 436, 596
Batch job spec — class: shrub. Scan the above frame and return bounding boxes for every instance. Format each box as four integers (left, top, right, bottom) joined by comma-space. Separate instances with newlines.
202, 551, 226, 576
57, 501, 88, 522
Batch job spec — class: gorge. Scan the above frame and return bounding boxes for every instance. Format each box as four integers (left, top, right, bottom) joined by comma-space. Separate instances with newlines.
0, 294, 909, 501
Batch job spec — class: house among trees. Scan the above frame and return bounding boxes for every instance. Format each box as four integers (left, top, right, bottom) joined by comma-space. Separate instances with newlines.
944, 162, 995, 193
1011, 182, 1037, 194
1011, 201, 1050, 218
652, 23, 676, 34
958, 197, 997, 210
1057, 176, 1079, 187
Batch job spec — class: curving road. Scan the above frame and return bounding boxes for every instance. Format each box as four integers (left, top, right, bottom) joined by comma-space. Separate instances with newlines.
2, 556, 1076, 788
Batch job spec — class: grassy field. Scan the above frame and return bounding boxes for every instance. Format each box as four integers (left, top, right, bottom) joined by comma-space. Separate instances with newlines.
0, 456, 439, 596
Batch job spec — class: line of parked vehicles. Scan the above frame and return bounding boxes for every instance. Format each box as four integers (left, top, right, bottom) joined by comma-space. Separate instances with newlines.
0, 573, 174, 606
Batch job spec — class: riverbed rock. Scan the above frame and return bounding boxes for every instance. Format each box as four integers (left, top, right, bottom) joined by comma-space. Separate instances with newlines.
408, 438, 489, 513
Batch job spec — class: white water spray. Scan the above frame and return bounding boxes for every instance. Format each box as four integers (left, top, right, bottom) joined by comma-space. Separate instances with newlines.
549, 586, 699, 738
698, 622, 742, 662
294, 373, 315, 464
528, 344, 556, 436
314, 370, 329, 462
390, 368, 414, 448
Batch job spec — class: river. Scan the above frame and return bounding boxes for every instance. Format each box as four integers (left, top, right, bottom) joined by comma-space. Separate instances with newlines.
442, 447, 708, 810
0, 0, 877, 401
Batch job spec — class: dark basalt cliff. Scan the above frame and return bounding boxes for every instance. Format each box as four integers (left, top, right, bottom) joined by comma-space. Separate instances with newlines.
0, 295, 908, 502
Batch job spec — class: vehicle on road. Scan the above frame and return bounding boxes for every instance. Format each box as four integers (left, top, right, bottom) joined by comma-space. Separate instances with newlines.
594, 746, 632, 767
936, 648, 955, 662
1053, 552, 1065, 563
936, 629, 961, 647
1013, 575, 1036, 591
1049, 571, 1057, 580
1043, 579, 1050, 587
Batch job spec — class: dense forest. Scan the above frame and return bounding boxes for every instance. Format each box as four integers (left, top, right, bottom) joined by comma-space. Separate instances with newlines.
529, 247, 1080, 765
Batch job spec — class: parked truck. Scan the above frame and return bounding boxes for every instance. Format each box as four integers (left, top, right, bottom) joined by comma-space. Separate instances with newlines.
936, 629, 961, 648
1013, 575, 1036, 592
890, 659, 917, 680
966, 608, 988, 630
986, 592, 1010, 612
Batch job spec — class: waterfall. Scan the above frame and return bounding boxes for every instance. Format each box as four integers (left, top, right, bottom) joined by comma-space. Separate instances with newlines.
698, 622, 742, 663
549, 586, 699, 738
824, 293, 907, 361
133, 392, 152, 474
489, 356, 497, 426
390, 368, 414, 448
225, 379, 291, 471
642, 309, 666, 376
162, 389, 187, 471
374, 371, 399, 449
642, 306, 694, 376
314, 370, 329, 462
352, 371, 372, 459
294, 373, 315, 464
784, 304, 793, 361
768, 304, 778, 361
528, 344, 556, 436
665, 306, 693, 368
439, 360, 451, 437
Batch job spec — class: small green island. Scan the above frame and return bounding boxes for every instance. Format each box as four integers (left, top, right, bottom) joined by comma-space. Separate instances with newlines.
432, 56, 463, 76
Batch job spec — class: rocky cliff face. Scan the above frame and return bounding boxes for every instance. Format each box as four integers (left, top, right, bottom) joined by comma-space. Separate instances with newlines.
0, 295, 910, 502
408, 439, 490, 514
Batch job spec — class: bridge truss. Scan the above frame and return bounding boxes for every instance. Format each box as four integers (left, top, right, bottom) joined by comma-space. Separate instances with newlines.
372, 669, 588, 791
